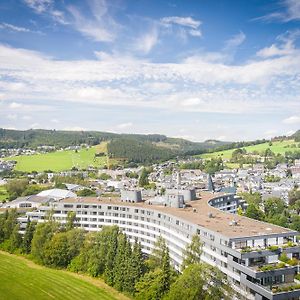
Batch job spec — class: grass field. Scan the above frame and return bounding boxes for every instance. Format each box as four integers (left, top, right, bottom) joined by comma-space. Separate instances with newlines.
198, 139, 299, 160
4, 142, 111, 172
0, 251, 130, 300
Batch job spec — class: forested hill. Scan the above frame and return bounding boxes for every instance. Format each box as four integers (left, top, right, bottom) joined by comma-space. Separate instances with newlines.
292, 130, 300, 142
0, 128, 230, 163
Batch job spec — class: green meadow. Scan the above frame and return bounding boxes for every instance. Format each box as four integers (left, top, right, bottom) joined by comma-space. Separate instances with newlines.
198, 139, 298, 160
0, 251, 129, 300
4, 144, 109, 172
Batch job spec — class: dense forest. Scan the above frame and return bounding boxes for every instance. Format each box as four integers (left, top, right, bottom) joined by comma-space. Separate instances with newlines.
107, 138, 177, 164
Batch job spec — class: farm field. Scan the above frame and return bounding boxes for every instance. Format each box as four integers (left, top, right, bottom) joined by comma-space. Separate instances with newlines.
0, 251, 130, 300
4, 142, 110, 172
198, 139, 298, 160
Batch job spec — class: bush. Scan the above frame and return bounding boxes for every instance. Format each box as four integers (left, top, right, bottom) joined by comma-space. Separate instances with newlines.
267, 245, 279, 252
287, 258, 299, 266
279, 253, 289, 263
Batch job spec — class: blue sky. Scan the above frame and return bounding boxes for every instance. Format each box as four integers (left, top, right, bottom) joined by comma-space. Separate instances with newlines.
0, 0, 300, 141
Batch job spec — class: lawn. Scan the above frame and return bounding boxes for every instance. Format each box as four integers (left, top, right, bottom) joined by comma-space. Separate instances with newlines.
4, 143, 109, 172
0, 251, 130, 300
198, 139, 299, 160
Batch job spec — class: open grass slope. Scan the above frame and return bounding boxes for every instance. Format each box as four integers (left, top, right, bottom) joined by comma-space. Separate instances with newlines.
0, 251, 130, 300
198, 140, 298, 160
4, 143, 109, 172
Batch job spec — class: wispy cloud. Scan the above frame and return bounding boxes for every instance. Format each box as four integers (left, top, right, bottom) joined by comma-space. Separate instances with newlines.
161, 16, 201, 29
255, 0, 300, 22
24, 0, 119, 42
160, 16, 202, 38
224, 32, 246, 49
66, 0, 118, 42
283, 115, 300, 124
0, 22, 42, 34
135, 27, 159, 54
24, 0, 53, 14
257, 30, 300, 58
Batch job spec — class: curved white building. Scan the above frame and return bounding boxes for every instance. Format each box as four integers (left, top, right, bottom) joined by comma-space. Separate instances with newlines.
27, 192, 300, 300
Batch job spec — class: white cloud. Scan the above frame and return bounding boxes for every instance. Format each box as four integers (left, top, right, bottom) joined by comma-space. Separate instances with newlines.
7, 114, 17, 120
257, 31, 299, 58
0, 23, 30, 33
22, 115, 32, 121
63, 126, 86, 131
189, 29, 202, 37
161, 16, 201, 29
181, 97, 203, 107
224, 32, 246, 49
9, 102, 23, 109
117, 122, 133, 129
135, 27, 159, 54
24, 0, 53, 14
160, 16, 202, 38
30, 122, 40, 129
66, 0, 119, 42
0, 43, 300, 117
283, 115, 300, 124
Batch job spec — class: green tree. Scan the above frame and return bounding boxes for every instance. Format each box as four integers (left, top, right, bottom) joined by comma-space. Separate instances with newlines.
135, 268, 166, 300
77, 188, 96, 197
240, 192, 262, 206
22, 220, 37, 254
43, 232, 70, 268
139, 168, 149, 187
245, 203, 264, 221
3, 209, 18, 240
66, 211, 77, 231
8, 224, 22, 253
161, 244, 171, 294
131, 239, 146, 286
147, 236, 167, 270
166, 264, 231, 300
264, 197, 285, 217
6, 179, 28, 200
182, 234, 203, 270
113, 234, 128, 291
31, 222, 57, 263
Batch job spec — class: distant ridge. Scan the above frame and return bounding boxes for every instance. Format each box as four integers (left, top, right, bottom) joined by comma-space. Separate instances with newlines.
0, 128, 230, 164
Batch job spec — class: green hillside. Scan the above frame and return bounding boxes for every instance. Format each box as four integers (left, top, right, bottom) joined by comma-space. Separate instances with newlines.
4, 146, 108, 172
0, 251, 129, 300
198, 139, 298, 159
0, 128, 230, 165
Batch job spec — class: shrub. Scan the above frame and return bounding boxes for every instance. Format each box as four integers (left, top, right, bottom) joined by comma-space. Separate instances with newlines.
267, 245, 279, 252
279, 253, 289, 263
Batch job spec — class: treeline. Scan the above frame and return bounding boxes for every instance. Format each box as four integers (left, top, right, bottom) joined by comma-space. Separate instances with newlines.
0, 128, 118, 149
0, 211, 232, 300
241, 191, 300, 232
180, 158, 224, 174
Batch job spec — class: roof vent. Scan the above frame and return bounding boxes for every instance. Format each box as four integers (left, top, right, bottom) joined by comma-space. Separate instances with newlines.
229, 219, 238, 226
193, 208, 197, 213
208, 212, 213, 218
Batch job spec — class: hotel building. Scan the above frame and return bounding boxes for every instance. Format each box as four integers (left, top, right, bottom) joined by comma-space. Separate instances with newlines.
24, 192, 300, 300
